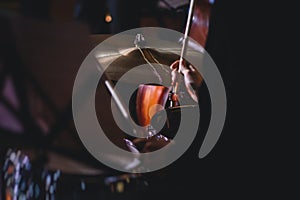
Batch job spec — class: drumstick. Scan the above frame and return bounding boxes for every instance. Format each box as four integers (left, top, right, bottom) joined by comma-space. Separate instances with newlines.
179, 0, 195, 71
173, 0, 195, 94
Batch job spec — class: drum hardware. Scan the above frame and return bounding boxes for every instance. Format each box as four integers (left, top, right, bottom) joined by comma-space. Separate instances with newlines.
2, 148, 61, 200
103, 173, 147, 194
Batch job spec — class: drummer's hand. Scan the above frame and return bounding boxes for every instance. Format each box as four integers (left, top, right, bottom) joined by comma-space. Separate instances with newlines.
170, 60, 203, 102
132, 134, 171, 153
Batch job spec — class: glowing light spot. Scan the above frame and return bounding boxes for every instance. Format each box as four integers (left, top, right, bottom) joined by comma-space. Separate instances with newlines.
105, 14, 112, 23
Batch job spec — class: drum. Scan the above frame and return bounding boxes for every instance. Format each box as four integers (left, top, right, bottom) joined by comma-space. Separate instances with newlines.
135, 84, 170, 127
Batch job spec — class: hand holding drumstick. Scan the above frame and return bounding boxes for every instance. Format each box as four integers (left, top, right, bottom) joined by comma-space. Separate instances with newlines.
170, 59, 203, 103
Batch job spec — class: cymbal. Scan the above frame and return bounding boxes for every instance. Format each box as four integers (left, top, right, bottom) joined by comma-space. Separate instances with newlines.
96, 47, 179, 84
93, 34, 205, 84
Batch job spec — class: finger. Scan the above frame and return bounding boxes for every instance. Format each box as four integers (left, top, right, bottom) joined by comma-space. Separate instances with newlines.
188, 64, 197, 72
171, 69, 179, 86
170, 60, 180, 71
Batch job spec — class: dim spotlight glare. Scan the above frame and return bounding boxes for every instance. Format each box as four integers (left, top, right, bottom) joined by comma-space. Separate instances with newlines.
105, 14, 112, 23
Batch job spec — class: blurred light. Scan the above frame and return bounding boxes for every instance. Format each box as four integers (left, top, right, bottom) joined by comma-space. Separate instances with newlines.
105, 14, 112, 23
